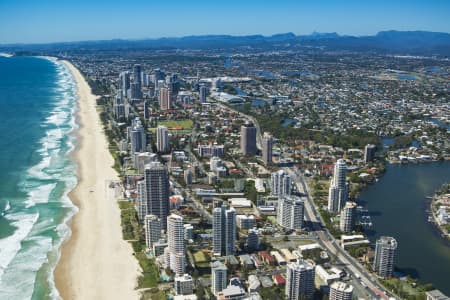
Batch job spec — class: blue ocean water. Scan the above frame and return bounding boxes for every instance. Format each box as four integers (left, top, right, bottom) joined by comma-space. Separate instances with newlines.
0, 56, 78, 299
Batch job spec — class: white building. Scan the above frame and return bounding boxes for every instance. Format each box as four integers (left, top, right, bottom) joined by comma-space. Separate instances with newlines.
277, 196, 304, 230
339, 202, 357, 233
374, 236, 397, 278
328, 159, 349, 212
262, 132, 273, 165
166, 214, 185, 275
157, 125, 169, 153
175, 273, 194, 295
329, 281, 353, 300
184, 223, 194, 240
285, 260, 315, 300
137, 180, 147, 222
271, 170, 292, 197
211, 261, 228, 296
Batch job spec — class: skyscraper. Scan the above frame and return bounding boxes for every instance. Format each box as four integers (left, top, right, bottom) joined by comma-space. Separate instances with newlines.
364, 144, 377, 163
262, 132, 273, 165
211, 261, 228, 296
133, 64, 142, 88
339, 201, 357, 233
119, 71, 130, 98
373, 236, 397, 278
144, 162, 170, 231
240, 122, 257, 156
286, 260, 315, 300
130, 118, 146, 153
137, 180, 147, 222
328, 159, 348, 212
113, 93, 125, 120
130, 82, 142, 102
277, 196, 304, 230
271, 170, 292, 197
329, 281, 353, 300
166, 214, 185, 275
144, 214, 161, 250
212, 204, 236, 256
156, 125, 169, 153
199, 85, 208, 103
159, 87, 172, 110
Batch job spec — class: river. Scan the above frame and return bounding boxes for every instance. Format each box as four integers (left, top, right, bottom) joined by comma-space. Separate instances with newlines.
359, 161, 450, 294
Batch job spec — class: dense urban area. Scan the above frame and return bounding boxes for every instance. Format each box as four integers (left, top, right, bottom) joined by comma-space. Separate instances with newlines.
59, 48, 449, 300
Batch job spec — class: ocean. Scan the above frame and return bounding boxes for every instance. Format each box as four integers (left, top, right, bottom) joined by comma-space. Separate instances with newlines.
0, 56, 78, 299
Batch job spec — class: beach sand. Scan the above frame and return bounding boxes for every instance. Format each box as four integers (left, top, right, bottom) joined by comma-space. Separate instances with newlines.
54, 60, 140, 300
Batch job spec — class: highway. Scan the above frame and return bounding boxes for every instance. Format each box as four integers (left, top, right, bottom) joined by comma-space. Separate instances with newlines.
285, 167, 392, 300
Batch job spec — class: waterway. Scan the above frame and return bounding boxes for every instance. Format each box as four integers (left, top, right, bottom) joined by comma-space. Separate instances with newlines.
359, 161, 450, 294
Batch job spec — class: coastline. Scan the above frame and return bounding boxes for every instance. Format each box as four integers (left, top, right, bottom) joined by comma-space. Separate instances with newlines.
54, 60, 140, 300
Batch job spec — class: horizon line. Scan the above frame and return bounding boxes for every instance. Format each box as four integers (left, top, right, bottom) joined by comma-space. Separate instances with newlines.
1, 29, 450, 47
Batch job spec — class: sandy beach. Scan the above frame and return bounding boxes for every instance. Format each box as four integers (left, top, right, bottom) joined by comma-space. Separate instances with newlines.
54, 60, 140, 300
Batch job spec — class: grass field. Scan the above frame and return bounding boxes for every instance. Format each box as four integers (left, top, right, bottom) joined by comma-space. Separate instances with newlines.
149, 119, 193, 133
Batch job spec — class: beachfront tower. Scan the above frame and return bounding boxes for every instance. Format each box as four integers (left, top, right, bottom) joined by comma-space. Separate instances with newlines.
156, 125, 169, 153
240, 122, 257, 156
130, 118, 146, 153
137, 180, 147, 222
373, 236, 397, 278
144, 162, 170, 231
262, 132, 273, 165
328, 159, 349, 212
286, 260, 315, 300
144, 214, 161, 250
166, 214, 185, 275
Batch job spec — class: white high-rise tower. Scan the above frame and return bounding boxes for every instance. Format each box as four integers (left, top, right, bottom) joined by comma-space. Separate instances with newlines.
166, 214, 185, 275
328, 159, 348, 212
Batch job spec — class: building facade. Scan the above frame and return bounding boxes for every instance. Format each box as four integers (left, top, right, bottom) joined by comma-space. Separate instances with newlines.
144, 214, 161, 250
339, 201, 357, 233
262, 132, 273, 165
240, 122, 257, 156
373, 236, 397, 278
285, 260, 315, 300
328, 159, 349, 212
271, 170, 292, 197
277, 196, 304, 230
157, 125, 169, 153
167, 214, 185, 275
329, 281, 353, 300
144, 162, 170, 230
212, 204, 236, 256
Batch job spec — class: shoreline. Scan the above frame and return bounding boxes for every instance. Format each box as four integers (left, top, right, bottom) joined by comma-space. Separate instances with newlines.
54, 60, 140, 300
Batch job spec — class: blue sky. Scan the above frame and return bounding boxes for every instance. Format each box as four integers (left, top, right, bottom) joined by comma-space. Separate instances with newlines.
0, 0, 449, 44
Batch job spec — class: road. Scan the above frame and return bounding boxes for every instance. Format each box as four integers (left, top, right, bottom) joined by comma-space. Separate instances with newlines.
285, 168, 391, 300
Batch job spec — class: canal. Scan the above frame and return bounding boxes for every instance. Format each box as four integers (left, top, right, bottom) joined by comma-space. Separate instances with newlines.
359, 161, 450, 294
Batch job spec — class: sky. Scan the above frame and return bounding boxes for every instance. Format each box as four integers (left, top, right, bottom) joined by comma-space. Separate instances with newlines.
0, 0, 449, 44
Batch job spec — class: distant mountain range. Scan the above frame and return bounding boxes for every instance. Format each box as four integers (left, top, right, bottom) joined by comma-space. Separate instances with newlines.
2, 31, 450, 56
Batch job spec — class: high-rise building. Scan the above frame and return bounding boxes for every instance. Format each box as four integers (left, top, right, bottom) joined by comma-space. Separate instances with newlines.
113, 93, 126, 120
184, 223, 194, 240
373, 236, 397, 278
246, 228, 260, 252
159, 87, 172, 110
119, 71, 130, 98
130, 118, 146, 153
277, 196, 304, 230
144, 101, 150, 119
328, 159, 349, 212
211, 261, 228, 296
144, 214, 161, 250
199, 85, 208, 103
166, 214, 185, 275
174, 274, 194, 295
262, 132, 273, 165
339, 202, 357, 233
156, 125, 169, 153
133, 64, 142, 88
130, 82, 142, 102
329, 281, 353, 300
212, 204, 236, 256
197, 144, 225, 157
286, 260, 315, 300
144, 162, 170, 230
240, 122, 257, 156
271, 170, 292, 197
137, 180, 147, 222
184, 169, 193, 185
364, 144, 377, 163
